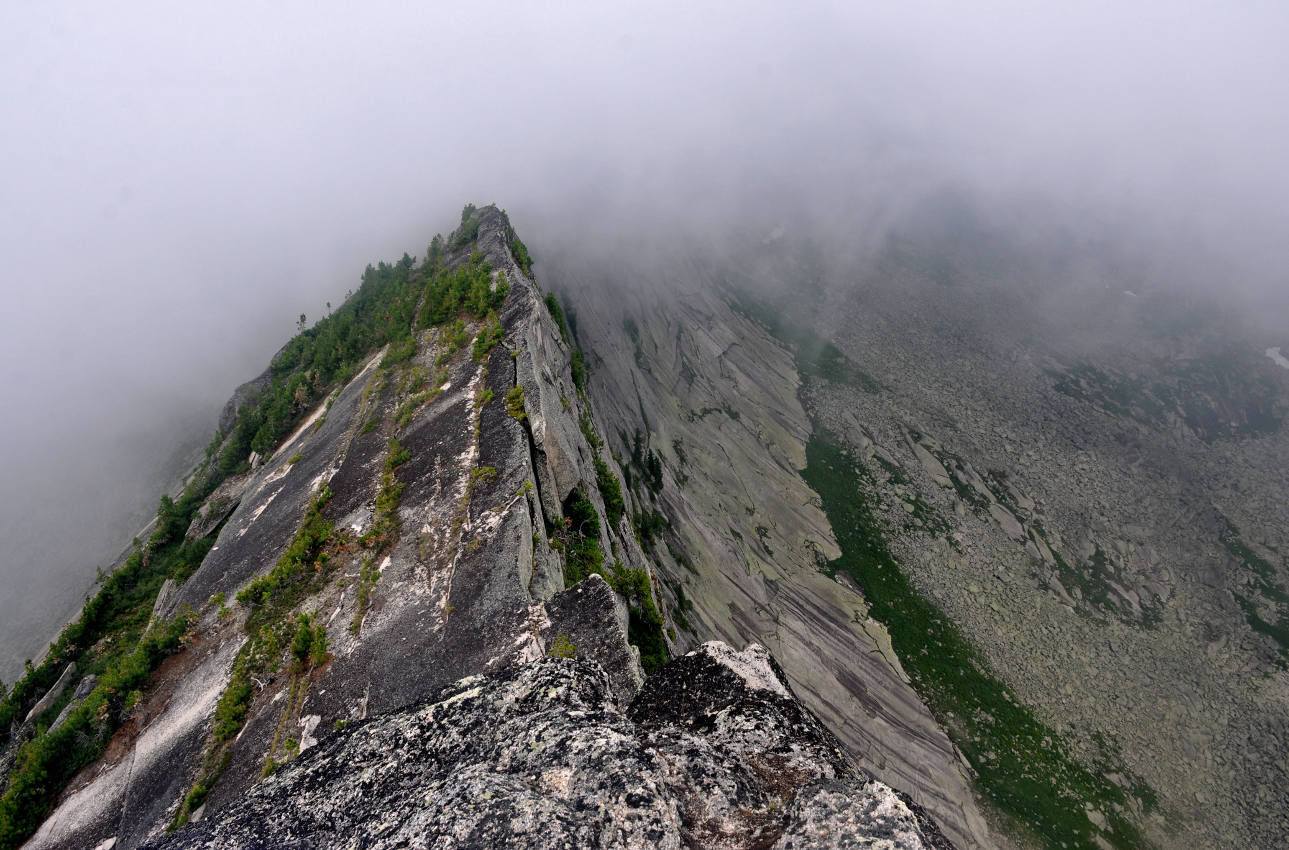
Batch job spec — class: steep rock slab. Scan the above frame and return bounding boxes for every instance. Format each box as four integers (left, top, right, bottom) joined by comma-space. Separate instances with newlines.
145, 643, 953, 850
24, 635, 243, 850
546, 254, 993, 849
23, 208, 656, 849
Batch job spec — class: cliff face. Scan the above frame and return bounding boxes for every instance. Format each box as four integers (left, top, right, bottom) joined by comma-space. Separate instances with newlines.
6, 208, 967, 850
540, 255, 994, 850
538, 221, 1289, 850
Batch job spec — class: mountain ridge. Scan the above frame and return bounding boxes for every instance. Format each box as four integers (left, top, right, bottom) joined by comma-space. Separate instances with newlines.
0, 206, 974, 850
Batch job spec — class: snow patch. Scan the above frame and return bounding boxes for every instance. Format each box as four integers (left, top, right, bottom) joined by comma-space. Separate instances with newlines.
1266, 346, 1289, 370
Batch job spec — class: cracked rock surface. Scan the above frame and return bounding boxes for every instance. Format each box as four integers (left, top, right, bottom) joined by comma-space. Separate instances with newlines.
145, 642, 953, 850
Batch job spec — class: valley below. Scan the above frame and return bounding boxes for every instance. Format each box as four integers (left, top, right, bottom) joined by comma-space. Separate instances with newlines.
545, 221, 1289, 850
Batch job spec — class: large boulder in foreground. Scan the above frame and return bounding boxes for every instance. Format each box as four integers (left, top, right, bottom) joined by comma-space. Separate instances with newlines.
146, 642, 953, 850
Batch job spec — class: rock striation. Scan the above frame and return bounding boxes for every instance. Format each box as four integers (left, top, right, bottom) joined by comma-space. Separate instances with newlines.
144, 642, 952, 850
543, 252, 994, 849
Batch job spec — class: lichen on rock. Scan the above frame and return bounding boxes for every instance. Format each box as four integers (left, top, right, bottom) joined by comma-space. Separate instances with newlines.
144, 642, 951, 850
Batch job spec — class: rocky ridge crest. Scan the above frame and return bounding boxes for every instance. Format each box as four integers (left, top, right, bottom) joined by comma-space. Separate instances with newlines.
143, 642, 952, 850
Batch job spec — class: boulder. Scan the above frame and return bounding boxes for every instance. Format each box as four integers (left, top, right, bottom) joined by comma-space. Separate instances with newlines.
989, 503, 1025, 541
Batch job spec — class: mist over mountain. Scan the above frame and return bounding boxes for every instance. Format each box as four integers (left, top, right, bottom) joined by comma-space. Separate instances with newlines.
1, 4, 1287, 849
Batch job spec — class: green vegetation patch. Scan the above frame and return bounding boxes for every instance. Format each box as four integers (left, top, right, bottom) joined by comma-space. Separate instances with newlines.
0, 612, 194, 849
594, 456, 625, 528
803, 434, 1150, 850
544, 293, 569, 344
417, 251, 506, 329
552, 494, 665, 672
505, 385, 527, 422
3, 204, 519, 846
608, 560, 667, 673
471, 312, 506, 361
632, 508, 668, 552
384, 437, 411, 472
666, 579, 695, 632
509, 232, 533, 276
627, 428, 664, 495
1050, 354, 1283, 442
570, 347, 587, 393
175, 486, 342, 828
1220, 522, 1289, 667
554, 485, 667, 673
381, 337, 418, 368
0, 478, 220, 848
554, 492, 604, 585
728, 291, 885, 393
348, 435, 410, 634
548, 633, 577, 659
236, 487, 336, 628
227, 253, 422, 470
455, 205, 481, 245
732, 277, 1154, 849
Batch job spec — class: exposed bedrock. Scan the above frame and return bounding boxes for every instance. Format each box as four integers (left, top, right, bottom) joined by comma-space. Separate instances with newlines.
144, 642, 954, 850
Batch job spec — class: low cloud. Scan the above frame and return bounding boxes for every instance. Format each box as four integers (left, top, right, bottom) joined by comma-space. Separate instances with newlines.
2, 0, 1285, 675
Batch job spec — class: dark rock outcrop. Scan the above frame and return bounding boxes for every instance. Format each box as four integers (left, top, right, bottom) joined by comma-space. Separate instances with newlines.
145, 642, 952, 850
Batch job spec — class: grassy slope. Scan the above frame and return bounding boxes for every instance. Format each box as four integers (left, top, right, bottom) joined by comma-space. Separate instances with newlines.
734, 288, 1154, 850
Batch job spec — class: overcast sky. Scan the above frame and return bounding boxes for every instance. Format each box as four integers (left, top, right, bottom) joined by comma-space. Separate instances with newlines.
1, 0, 1286, 678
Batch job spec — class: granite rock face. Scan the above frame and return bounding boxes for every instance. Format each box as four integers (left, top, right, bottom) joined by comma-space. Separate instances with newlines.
144, 642, 952, 850
23, 662, 76, 724
22, 208, 654, 850
545, 253, 993, 849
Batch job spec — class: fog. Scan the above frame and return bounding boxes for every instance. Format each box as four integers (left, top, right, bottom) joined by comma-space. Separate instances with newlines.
1, 0, 1286, 680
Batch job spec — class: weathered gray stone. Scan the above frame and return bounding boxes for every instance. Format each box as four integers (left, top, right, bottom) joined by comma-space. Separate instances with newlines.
552, 254, 994, 849
48, 673, 97, 734
988, 503, 1025, 540
216, 373, 271, 436
144, 643, 951, 850
183, 473, 251, 541
909, 437, 953, 489
24, 661, 76, 724
149, 579, 178, 623
23, 207, 674, 850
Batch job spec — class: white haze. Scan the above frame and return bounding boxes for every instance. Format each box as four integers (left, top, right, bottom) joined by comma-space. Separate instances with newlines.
1, 0, 1286, 679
